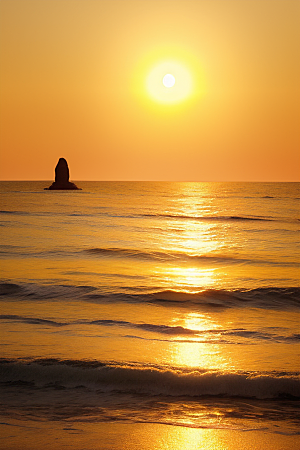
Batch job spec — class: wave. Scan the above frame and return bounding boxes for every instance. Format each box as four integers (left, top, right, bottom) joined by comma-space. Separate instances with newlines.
0, 314, 65, 327
100, 288, 300, 311
85, 246, 251, 264
0, 282, 96, 299
85, 247, 178, 262
0, 210, 29, 216
144, 288, 300, 310
1, 314, 298, 344
1, 242, 298, 267
1, 359, 299, 400
1, 208, 297, 224
143, 213, 275, 222
0, 211, 273, 221
1, 210, 298, 228
84, 247, 298, 267
1, 282, 299, 310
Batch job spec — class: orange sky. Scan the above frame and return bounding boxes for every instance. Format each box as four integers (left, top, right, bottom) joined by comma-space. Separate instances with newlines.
1, 0, 299, 181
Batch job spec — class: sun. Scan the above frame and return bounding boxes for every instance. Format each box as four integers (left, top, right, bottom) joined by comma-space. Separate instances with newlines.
146, 60, 193, 104
131, 47, 205, 108
163, 74, 176, 88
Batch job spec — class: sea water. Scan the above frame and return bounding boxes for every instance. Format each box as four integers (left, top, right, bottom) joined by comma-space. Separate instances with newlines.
0, 182, 299, 441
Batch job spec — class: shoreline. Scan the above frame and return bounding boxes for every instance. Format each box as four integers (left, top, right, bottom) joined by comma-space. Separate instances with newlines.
1, 419, 299, 450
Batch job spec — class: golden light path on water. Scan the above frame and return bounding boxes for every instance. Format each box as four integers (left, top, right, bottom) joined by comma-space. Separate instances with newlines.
170, 312, 227, 370
158, 267, 216, 290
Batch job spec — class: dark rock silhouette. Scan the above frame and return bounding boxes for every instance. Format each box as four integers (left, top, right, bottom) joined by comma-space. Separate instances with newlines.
45, 158, 81, 190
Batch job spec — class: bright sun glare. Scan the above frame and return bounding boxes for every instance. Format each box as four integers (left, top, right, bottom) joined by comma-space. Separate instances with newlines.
146, 60, 193, 104
132, 48, 205, 108
163, 74, 175, 88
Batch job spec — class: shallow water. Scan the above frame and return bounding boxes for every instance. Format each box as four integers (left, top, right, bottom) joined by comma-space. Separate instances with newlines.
0, 182, 299, 442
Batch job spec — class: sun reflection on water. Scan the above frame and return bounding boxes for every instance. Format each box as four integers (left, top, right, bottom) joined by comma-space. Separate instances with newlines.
153, 183, 227, 293
157, 266, 216, 292
170, 312, 230, 370
182, 312, 220, 332
150, 420, 229, 450
162, 223, 219, 256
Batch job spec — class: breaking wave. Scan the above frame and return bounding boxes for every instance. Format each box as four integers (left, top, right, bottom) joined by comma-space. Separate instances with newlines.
1, 359, 299, 400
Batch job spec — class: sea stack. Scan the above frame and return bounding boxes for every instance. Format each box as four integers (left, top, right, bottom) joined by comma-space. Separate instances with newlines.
45, 158, 81, 190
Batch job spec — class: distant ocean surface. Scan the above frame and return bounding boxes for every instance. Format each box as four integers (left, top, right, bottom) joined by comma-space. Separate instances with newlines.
0, 182, 299, 438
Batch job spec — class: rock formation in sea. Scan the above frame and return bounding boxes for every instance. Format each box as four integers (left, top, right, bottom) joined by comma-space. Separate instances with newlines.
45, 158, 81, 190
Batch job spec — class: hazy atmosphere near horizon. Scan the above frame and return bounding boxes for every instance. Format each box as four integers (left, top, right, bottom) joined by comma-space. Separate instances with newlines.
0, 2, 300, 450
1, 0, 299, 181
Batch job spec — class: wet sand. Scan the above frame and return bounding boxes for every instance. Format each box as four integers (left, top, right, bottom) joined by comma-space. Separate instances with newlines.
1, 419, 299, 450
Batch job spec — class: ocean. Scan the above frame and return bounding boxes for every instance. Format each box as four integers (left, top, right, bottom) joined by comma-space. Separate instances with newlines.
0, 181, 299, 449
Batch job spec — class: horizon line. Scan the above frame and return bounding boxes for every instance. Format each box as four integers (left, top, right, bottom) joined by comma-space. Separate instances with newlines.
0, 179, 299, 183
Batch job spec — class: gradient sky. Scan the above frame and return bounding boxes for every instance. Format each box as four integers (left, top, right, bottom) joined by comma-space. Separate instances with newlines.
1, 0, 299, 181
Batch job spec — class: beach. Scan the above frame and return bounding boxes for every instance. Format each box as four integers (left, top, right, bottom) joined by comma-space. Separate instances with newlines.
0, 181, 299, 449
2, 422, 300, 450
